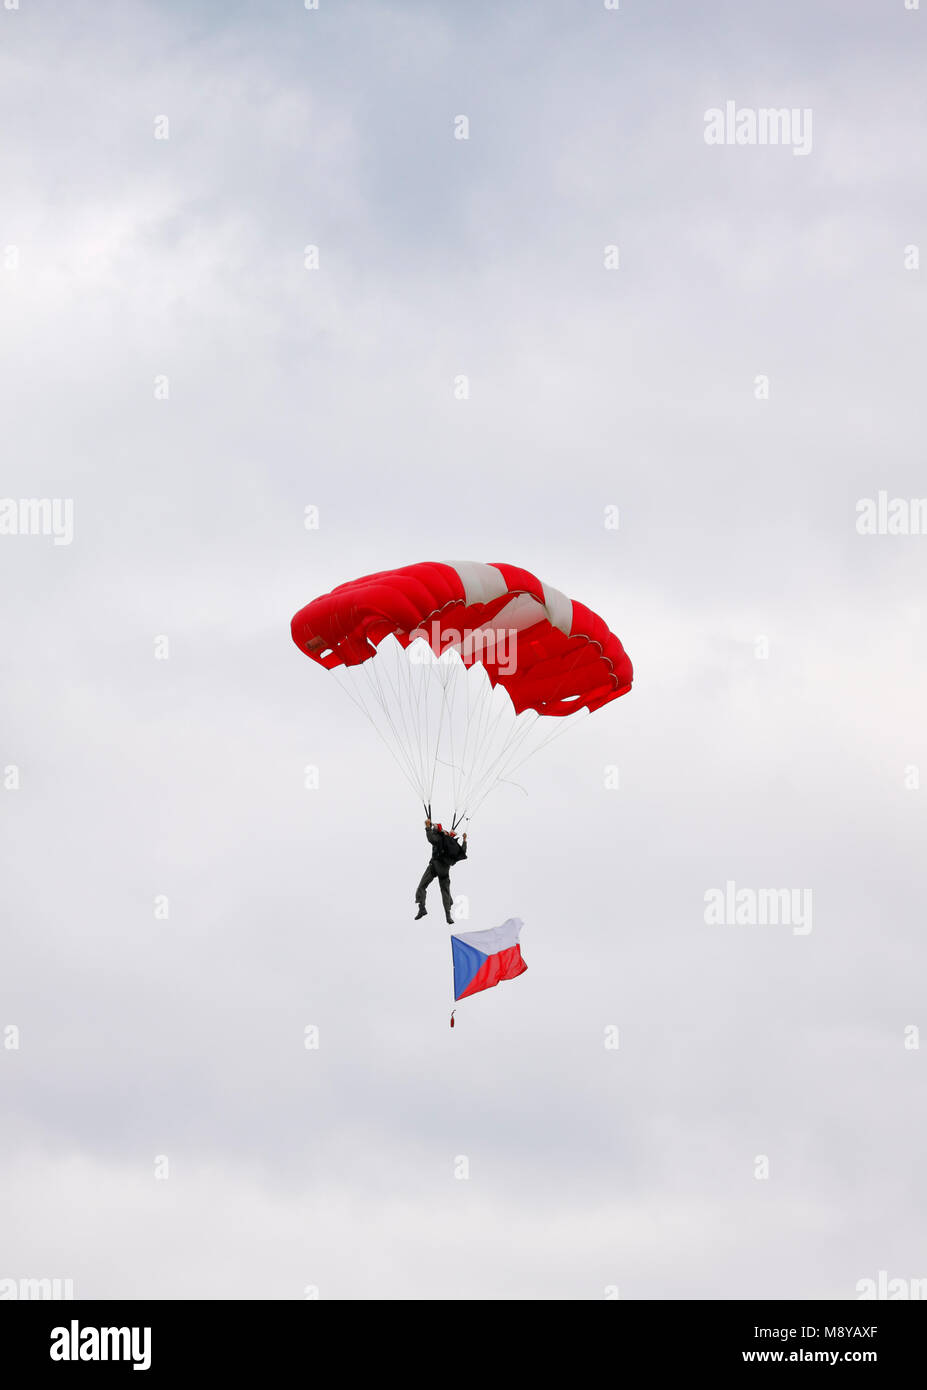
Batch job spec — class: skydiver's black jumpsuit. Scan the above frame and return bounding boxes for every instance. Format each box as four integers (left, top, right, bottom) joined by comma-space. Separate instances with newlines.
415, 827, 467, 921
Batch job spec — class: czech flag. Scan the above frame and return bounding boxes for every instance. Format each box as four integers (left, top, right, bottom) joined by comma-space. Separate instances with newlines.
451, 918, 528, 1001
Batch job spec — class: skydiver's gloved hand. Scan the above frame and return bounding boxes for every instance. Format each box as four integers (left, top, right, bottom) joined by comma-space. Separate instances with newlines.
425, 818, 432, 828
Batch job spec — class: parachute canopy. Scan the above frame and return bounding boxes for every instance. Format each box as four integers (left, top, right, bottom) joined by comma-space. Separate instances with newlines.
291, 561, 632, 823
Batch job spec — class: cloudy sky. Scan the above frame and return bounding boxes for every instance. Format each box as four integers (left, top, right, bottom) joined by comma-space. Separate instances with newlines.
1, 0, 925, 1300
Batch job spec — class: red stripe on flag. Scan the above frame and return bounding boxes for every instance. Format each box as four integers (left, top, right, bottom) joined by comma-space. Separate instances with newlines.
457, 945, 528, 999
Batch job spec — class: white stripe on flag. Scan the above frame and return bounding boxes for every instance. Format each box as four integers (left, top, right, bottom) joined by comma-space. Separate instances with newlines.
452, 917, 524, 954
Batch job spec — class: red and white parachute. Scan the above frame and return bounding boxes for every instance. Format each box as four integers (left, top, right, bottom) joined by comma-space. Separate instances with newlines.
291, 561, 632, 825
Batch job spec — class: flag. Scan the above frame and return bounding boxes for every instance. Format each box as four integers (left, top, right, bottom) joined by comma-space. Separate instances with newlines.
451, 918, 527, 1001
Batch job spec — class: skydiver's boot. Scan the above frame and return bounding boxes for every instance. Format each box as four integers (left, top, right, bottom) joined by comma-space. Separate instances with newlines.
415, 905, 427, 920
445, 912, 454, 926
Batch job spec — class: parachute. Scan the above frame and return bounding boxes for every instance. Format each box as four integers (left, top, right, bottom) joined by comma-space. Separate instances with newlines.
290, 561, 632, 826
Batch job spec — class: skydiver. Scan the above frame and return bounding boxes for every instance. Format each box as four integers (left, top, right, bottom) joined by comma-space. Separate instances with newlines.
415, 818, 467, 924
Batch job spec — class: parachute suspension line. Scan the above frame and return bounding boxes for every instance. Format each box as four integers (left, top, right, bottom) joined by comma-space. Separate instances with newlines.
446, 659, 467, 797
461, 701, 576, 822
493, 775, 530, 797
346, 640, 468, 821
461, 647, 596, 816
375, 643, 425, 788
441, 658, 466, 822
372, 640, 431, 800
455, 664, 498, 813
418, 650, 429, 804
500, 704, 591, 789
466, 726, 542, 821
489, 710, 577, 797
413, 644, 438, 787
426, 662, 446, 814
460, 709, 541, 820
366, 638, 462, 819
415, 646, 435, 802
425, 655, 450, 815
465, 707, 591, 821
355, 650, 420, 794
455, 658, 486, 811
330, 664, 423, 802
416, 651, 446, 819
419, 648, 441, 804
467, 665, 506, 790
455, 688, 522, 817
453, 667, 510, 820
393, 640, 432, 800
428, 648, 466, 820
360, 640, 434, 804
409, 644, 441, 803
454, 662, 479, 815
365, 655, 427, 798
426, 643, 458, 814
